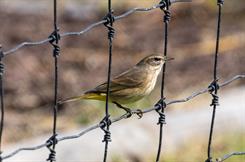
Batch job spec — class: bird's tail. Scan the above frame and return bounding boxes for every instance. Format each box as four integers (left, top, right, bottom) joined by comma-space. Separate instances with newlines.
58, 92, 105, 105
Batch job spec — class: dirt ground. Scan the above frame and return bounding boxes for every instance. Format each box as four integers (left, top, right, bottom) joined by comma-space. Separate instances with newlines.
0, 1, 244, 144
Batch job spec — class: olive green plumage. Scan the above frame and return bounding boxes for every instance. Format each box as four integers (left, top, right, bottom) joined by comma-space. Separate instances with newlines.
60, 54, 172, 108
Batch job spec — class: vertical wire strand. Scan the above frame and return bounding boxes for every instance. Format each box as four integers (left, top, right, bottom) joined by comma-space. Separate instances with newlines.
49, 0, 59, 161
0, 46, 4, 162
54, 0, 58, 32
103, 37, 112, 162
52, 58, 58, 150
213, 3, 222, 81
160, 5, 169, 99
52, 0, 58, 140
105, 0, 112, 119
156, 1, 170, 162
206, 1, 223, 161
52, 0, 58, 153
103, 0, 113, 161
0, 76, 3, 162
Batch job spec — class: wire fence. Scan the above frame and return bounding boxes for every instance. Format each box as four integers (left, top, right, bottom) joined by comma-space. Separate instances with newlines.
155, 1, 171, 161
0, 0, 244, 162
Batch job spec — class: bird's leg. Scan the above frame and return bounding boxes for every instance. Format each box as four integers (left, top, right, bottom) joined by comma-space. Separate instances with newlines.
113, 102, 143, 119
113, 102, 132, 118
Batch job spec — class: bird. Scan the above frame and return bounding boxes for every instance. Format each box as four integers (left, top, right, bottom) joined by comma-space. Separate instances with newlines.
59, 54, 173, 118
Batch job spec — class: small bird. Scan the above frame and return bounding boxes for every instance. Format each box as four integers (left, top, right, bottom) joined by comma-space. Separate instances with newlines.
59, 54, 173, 118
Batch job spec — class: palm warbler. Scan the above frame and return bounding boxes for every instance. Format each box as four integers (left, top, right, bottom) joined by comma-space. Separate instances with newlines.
59, 54, 172, 117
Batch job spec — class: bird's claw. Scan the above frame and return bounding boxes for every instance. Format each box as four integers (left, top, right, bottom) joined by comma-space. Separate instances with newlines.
124, 109, 143, 119
113, 102, 143, 119
122, 108, 132, 118
125, 111, 133, 118
133, 109, 143, 119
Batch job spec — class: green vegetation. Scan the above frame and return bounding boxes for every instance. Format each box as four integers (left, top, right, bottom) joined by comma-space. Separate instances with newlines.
157, 132, 245, 162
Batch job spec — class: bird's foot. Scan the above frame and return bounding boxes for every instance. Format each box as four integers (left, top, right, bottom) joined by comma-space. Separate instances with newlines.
113, 102, 132, 118
123, 107, 133, 118
113, 102, 143, 119
133, 109, 143, 119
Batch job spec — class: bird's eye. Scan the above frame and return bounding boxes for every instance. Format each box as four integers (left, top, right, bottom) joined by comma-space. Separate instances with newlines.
154, 57, 161, 61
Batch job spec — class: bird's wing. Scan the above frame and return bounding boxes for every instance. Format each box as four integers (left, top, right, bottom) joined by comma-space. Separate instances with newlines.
85, 66, 146, 94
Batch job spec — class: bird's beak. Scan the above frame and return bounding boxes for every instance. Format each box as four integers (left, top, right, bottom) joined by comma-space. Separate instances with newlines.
164, 57, 174, 62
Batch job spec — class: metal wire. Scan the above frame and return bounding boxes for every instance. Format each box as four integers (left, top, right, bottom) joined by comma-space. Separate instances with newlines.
1, 74, 244, 160
0, 46, 4, 162
156, 0, 171, 161
100, 0, 115, 161
217, 151, 245, 162
46, 0, 60, 161
2, 0, 189, 56
206, 1, 224, 162
0, 0, 244, 161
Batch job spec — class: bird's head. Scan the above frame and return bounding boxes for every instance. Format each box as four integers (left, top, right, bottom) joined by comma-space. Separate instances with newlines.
137, 54, 173, 71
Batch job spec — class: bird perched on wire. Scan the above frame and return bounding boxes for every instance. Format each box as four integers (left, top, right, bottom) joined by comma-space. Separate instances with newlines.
59, 54, 173, 118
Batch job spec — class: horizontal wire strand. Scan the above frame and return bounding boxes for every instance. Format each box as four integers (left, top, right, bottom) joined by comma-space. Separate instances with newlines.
0, 0, 243, 161
2, 0, 191, 56
1, 74, 244, 160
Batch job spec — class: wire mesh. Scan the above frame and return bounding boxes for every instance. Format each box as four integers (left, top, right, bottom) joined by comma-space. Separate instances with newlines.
0, 0, 244, 161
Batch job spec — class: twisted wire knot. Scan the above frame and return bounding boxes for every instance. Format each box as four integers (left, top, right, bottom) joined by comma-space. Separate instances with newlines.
0, 45, 3, 60
217, 0, 224, 5
100, 115, 112, 143
46, 148, 56, 161
49, 29, 61, 57
157, 110, 166, 125
103, 12, 115, 40
155, 98, 167, 125
205, 157, 213, 162
159, 0, 171, 11
210, 93, 219, 106
102, 129, 111, 143
46, 134, 58, 161
164, 10, 171, 23
208, 79, 219, 92
0, 46, 4, 76
46, 134, 58, 147
159, 0, 171, 23
208, 80, 219, 107
0, 63, 4, 76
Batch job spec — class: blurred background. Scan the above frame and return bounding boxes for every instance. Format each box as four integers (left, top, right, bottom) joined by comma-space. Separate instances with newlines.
0, 0, 244, 161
